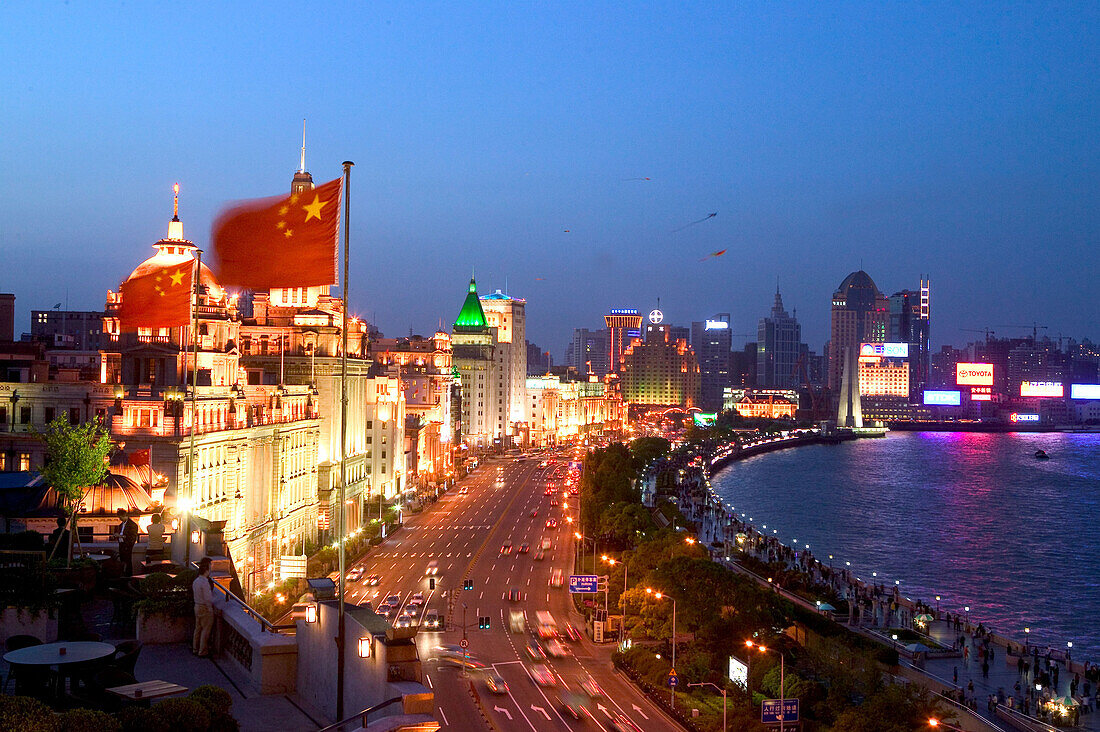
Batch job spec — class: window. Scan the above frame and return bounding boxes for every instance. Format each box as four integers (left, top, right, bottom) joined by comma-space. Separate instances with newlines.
69, 408, 80, 424
19, 453, 31, 471
20, 407, 31, 424
44, 407, 55, 423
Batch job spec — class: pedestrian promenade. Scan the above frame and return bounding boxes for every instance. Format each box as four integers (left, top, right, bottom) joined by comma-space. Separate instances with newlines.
667, 447, 1100, 730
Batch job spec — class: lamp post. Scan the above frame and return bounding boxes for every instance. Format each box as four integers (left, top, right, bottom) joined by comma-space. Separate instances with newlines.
601, 554, 628, 640
646, 588, 677, 709
688, 682, 726, 732
747, 640, 785, 732
927, 718, 964, 731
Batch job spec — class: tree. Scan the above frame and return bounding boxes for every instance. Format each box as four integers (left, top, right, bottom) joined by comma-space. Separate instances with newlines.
38, 417, 112, 566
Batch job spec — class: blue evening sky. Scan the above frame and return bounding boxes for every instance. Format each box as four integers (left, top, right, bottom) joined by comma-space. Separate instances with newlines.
1, 2, 1097, 358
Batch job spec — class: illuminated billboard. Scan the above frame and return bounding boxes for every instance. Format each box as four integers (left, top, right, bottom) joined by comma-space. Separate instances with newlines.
1010, 413, 1040, 423
971, 387, 992, 402
956, 363, 994, 386
860, 343, 909, 358
1020, 381, 1063, 398
704, 320, 729, 330
924, 390, 961, 406
728, 656, 748, 689
1071, 384, 1100, 400
693, 412, 718, 427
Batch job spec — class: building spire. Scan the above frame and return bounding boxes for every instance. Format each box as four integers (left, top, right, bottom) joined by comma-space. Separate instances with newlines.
299, 119, 307, 173
166, 183, 186, 241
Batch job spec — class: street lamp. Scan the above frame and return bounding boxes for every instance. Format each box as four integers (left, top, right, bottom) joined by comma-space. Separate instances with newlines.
645, 588, 677, 709
601, 554, 628, 639
688, 682, 727, 732
927, 719, 963, 731
747, 640, 785, 732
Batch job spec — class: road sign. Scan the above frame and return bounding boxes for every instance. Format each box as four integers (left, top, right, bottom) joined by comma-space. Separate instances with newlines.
459, 638, 469, 649
569, 574, 599, 593
761, 699, 799, 724
668, 674, 678, 687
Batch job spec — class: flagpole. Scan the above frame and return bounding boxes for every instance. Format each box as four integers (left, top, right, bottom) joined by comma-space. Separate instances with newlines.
336, 160, 353, 721
185, 249, 201, 570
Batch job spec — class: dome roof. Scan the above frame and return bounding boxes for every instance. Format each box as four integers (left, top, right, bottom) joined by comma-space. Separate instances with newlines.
834, 270, 883, 310
77, 473, 154, 515
126, 241, 225, 300
454, 278, 488, 330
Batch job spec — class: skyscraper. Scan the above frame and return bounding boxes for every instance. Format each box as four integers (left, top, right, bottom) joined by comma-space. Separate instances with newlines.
828, 270, 889, 393
604, 309, 642, 374
757, 288, 801, 389
480, 289, 527, 434
889, 278, 931, 398
567, 327, 609, 376
691, 314, 732, 412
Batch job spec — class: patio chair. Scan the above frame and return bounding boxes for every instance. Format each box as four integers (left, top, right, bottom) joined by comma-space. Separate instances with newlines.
111, 640, 143, 676
3, 634, 48, 695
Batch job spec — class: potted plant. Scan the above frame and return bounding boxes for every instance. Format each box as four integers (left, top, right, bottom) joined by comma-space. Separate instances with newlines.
0, 562, 60, 644
135, 572, 195, 644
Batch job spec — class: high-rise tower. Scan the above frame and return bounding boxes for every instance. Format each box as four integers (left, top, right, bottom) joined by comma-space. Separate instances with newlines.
604, 309, 642, 373
480, 289, 527, 437
757, 287, 802, 389
828, 270, 888, 393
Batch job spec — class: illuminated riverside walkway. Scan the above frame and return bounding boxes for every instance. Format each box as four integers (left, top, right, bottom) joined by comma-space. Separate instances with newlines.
665, 432, 1100, 731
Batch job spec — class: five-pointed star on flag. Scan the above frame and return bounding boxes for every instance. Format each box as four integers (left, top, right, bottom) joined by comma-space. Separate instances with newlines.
302, 194, 328, 222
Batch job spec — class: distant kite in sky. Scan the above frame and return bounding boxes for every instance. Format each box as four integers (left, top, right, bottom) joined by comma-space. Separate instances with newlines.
623, 177, 651, 181
563, 229, 571, 233
672, 212, 717, 233
535, 277, 547, 281
699, 248, 727, 262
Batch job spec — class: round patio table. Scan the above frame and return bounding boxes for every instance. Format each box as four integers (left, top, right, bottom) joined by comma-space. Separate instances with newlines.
4, 641, 116, 667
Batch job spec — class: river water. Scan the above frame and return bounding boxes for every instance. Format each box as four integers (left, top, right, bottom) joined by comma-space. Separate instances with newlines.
710, 431, 1100, 660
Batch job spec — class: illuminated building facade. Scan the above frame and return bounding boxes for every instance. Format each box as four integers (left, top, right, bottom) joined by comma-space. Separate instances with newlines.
619, 324, 700, 407
858, 352, 910, 397
757, 288, 801, 389
731, 393, 797, 420
525, 374, 623, 445
97, 192, 324, 589
480, 290, 527, 437
452, 278, 503, 447
604, 309, 642, 374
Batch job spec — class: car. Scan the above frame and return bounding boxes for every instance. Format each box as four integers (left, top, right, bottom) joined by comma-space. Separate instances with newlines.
365, 573, 380, 586
409, 592, 425, 606
525, 640, 546, 661
544, 488, 554, 496
384, 594, 401, 606
560, 690, 591, 720
458, 485, 469, 494
530, 664, 556, 687
545, 519, 558, 528
379, 606, 397, 619
506, 588, 524, 602
540, 539, 552, 550
579, 676, 605, 698
425, 561, 438, 576
500, 541, 513, 555
509, 610, 525, 634
518, 543, 530, 554
432, 644, 466, 658
346, 566, 364, 581
401, 606, 418, 618
545, 639, 568, 658
394, 616, 413, 628
423, 612, 441, 629
442, 656, 487, 671
610, 714, 644, 732
563, 624, 582, 642
534, 548, 545, 561
550, 570, 564, 588
486, 674, 509, 695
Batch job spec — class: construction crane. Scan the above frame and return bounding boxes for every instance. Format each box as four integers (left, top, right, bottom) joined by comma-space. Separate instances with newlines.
962, 324, 1048, 342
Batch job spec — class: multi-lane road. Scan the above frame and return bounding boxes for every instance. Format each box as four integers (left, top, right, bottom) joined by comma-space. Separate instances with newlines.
340, 454, 681, 731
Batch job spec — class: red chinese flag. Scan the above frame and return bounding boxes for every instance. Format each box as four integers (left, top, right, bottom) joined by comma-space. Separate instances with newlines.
128, 449, 150, 466
118, 260, 194, 331
212, 177, 341, 288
